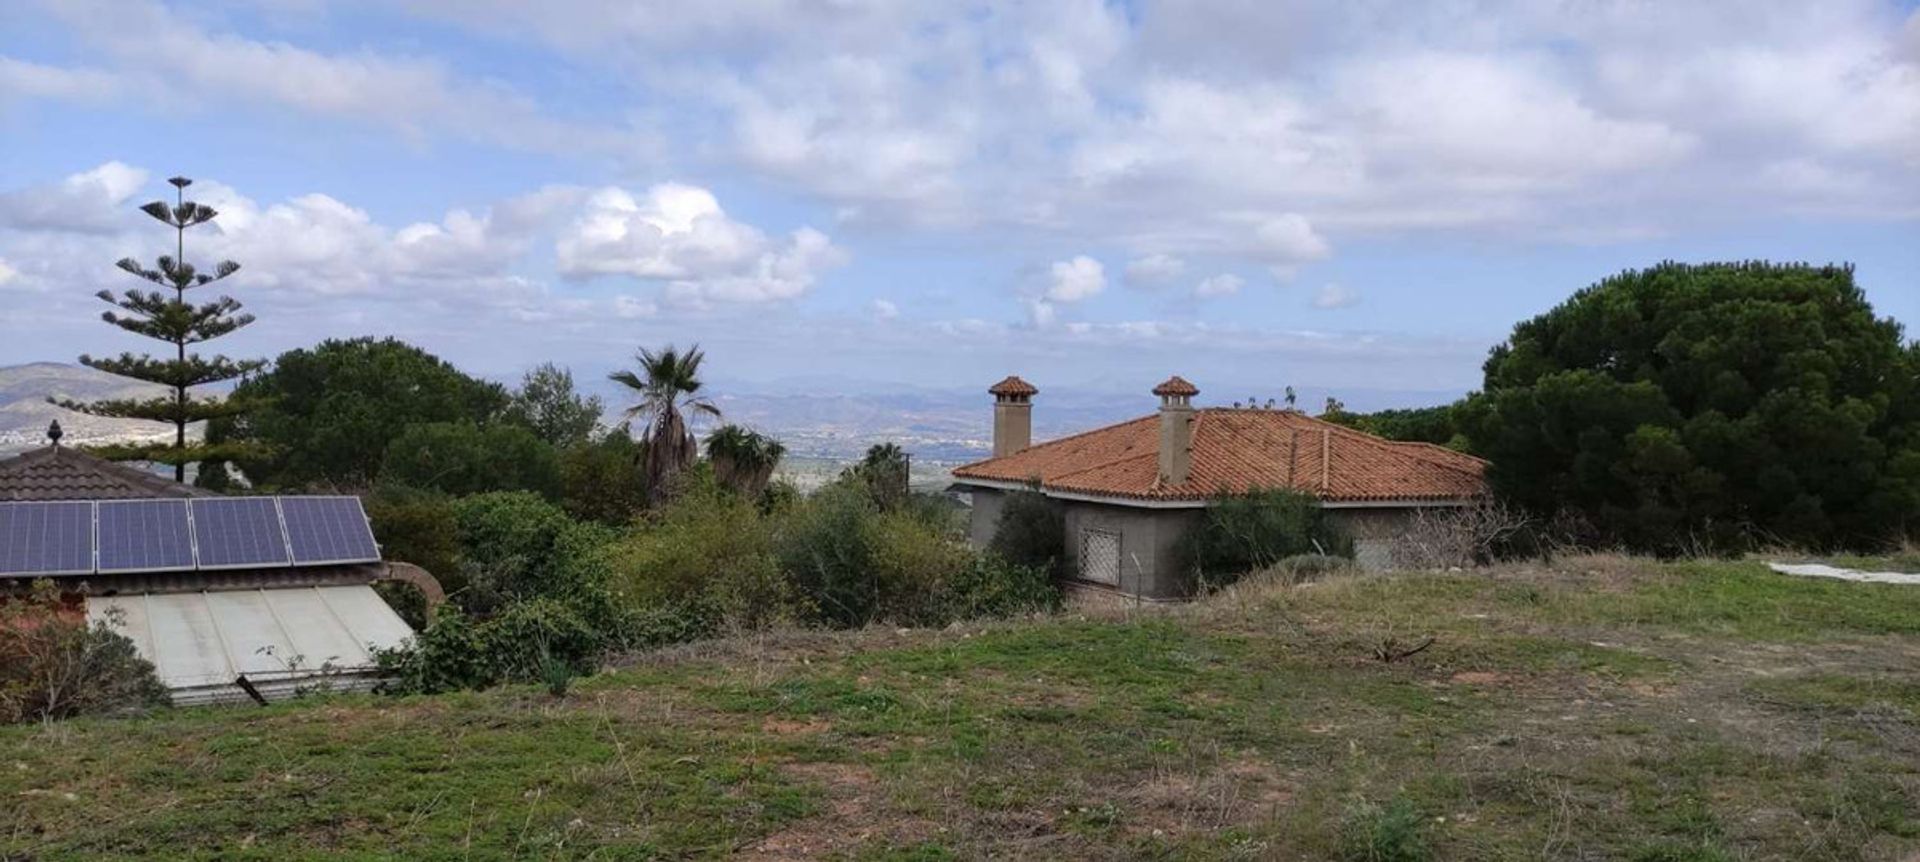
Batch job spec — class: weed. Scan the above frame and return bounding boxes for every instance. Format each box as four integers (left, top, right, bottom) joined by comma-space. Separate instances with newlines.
1338, 795, 1428, 862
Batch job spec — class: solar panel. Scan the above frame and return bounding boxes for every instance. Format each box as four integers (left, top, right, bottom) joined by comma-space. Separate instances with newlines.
191, 497, 292, 569
278, 496, 380, 565
0, 501, 94, 576
97, 499, 195, 573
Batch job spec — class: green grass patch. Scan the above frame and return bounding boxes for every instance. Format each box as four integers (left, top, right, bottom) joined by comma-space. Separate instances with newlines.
6, 557, 1920, 859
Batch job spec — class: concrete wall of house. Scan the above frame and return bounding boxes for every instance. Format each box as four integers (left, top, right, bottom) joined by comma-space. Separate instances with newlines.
966, 487, 1007, 548
1060, 501, 1201, 600
1326, 507, 1426, 571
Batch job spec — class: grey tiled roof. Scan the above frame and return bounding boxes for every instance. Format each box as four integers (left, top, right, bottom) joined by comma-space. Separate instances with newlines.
0, 446, 210, 501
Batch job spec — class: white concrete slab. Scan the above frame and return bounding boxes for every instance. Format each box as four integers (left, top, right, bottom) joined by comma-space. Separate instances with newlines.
1768, 562, 1920, 585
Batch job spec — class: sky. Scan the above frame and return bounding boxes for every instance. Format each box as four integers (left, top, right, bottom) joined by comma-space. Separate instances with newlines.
1, 0, 1917, 408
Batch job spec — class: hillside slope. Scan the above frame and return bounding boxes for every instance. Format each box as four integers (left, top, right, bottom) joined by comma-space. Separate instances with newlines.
5, 558, 1919, 860
0, 362, 180, 454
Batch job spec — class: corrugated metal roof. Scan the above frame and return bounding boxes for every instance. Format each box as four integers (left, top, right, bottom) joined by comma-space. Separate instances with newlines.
87, 585, 415, 705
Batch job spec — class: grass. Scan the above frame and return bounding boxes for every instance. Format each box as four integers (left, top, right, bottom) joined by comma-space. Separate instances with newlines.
6, 557, 1920, 860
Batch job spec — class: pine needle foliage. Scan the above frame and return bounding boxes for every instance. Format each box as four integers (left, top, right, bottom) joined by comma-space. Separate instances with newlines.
58, 176, 264, 479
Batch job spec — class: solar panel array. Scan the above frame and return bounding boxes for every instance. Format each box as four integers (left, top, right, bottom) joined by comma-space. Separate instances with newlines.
280, 497, 382, 565
0, 501, 93, 576
192, 498, 291, 569
0, 496, 379, 577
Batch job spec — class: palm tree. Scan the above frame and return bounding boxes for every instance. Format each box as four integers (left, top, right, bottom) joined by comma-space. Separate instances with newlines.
843, 442, 910, 509
706, 424, 787, 498
609, 344, 720, 506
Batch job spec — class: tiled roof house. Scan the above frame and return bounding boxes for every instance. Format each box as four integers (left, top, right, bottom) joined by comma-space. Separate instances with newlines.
950, 377, 1488, 598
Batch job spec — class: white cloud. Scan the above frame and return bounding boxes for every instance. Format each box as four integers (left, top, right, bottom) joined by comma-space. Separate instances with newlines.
26, 0, 641, 156
0, 162, 149, 233
1312, 283, 1359, 310
870, 298, 900, 321
0, 258, 17, 287
0, 57, 119, 102
557, 184, 846, 305
0, 164, 840, 324
1193, 273, 1244, 298
1251, 215, 1332, 274
1124, 253, 1185, 287
1045, 255, 1106, 303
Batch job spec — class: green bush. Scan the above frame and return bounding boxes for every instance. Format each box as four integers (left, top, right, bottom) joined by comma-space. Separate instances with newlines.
383, 421, 561, 499
942, 555, 1062, 620
605, 477, 800, 631
1340, 795, 1429, 862
559, 429, 648, 525
863, 507, 974, 625
375, 599, 607, 695
988, 490, 1065, 577
374, 611, 493, 694
2, 581, 169, 723
364, 484, 460, 587
775, 483, 884, 627
1179, 489, 1352, 588
450, 491, 587, 612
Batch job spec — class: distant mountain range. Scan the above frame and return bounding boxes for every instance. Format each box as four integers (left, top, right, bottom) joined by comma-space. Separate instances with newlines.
0, 363, 181, 455
0, 362, 1463, 468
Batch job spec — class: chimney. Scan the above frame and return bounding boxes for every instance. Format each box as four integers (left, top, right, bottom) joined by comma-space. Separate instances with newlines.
1153, 375, 1198, 486
988, 376, 1038, 457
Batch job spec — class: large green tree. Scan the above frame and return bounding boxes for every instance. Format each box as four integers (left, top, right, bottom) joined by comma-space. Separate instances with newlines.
505, 363, 603, 449
383, 421, 561, 498
1460, 261, 1920, 553
609, 344, 720, 507
217, 338, 510, 488
61, 176, 262, 480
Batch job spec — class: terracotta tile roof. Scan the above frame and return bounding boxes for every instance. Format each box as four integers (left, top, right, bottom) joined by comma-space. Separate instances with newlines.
1151, 375, 1199, 397
0, 446, 209, 501
952, 408, 1488, 504
988, 375, 1039, 396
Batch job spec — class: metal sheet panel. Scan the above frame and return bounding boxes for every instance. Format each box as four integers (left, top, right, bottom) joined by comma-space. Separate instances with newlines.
88, 585, 415, 701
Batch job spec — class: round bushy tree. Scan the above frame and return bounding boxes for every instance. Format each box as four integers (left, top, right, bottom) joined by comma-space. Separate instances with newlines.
1460, 262, 1920, 553
217, 338, 510, 488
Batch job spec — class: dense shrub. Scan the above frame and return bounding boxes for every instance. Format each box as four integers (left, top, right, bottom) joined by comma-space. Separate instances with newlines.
375, 598, 612, 695
940, 555, 1061, 620
1460, 261, 1920, 554
773, 484, 1053, 627
2, 582, 168, 723
364, 484, 461, 584
383, 421, 562, 498
988, 490, 1066, 576
604, 478, 799, 631
450, 491, 588, 611
1178, 489, 1353, 587
559, 428, 648, 525
775, 483, 882, 627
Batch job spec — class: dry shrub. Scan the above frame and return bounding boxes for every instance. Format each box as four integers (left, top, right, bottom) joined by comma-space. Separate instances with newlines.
1, 581, 168, 723
1389, 500, 1532, 570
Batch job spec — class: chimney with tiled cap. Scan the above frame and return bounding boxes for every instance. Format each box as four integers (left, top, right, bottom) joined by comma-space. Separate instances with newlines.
1154, 375, 1198, 486
988, 375, 1038, 457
